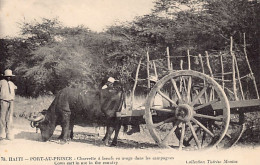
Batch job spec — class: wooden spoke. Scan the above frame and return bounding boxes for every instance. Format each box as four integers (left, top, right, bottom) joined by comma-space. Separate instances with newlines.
153, 117, 175, 128
210, 88, 215, 101
180, 77, 184, 92
150, 107, 174, 113
157, 90, 177, 107
161, 121, 180, 145
181, 76, 187, 92
204, 90, 209, 103
170, 79, 182, 100
194, 114, 223, 121
187, 76, 192, 103
191, 118, 214, 137
179, 123, 186, 150
225, 133, 232, 139
186, 128, 200, 144
201, 130, 207, 145
188, 121, 201, 149
179, 77, 183, 92
193, 99, 219, 111
190, 86, 208, 106
195, 90, 203, 104
213, 123, 231, 138
144, 70, 230, 150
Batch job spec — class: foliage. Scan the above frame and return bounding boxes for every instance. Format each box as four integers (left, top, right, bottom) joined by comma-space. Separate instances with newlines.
0, 0, 259, 97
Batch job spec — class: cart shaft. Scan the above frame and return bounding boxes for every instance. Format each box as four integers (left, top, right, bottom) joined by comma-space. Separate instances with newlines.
212, 99, 260, 110
116, 99, 260, 117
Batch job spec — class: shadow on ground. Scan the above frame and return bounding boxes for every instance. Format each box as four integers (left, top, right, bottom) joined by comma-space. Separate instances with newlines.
71, 131, 159, 149
13, 130, 159, 149
15, 131, 41, 141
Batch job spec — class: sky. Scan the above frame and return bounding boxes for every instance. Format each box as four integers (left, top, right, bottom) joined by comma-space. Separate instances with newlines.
0, 0, 155, 38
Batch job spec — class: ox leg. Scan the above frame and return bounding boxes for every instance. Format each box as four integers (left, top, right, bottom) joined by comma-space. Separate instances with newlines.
103, 126, 114, 146
58, 125, 72, 140
102, 129, 112, 141
60, 112, 71, 141
69, 124, 74, 139
102, 121, 115, 146
58, 130, 64, 139
111, 119, 122, 146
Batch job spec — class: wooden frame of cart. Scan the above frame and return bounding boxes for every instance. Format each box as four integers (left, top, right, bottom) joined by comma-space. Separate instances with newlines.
116, 34, 260, 150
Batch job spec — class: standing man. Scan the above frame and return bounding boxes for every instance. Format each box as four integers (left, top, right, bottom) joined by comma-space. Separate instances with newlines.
0, 69, 17, 140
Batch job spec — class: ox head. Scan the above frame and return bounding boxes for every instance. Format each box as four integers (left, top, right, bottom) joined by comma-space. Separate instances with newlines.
28, 109, 55, 141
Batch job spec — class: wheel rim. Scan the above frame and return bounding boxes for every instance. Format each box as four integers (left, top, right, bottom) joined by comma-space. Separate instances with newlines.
221, 112, 246, 148
144, 70, 230, 150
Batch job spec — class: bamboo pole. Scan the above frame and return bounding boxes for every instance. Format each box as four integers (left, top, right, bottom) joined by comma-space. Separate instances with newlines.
147, 50, 150, 89
167, 47, 171, 70
205, 51, 214, 100
179, 59, 187, 94
130, 58, 142, 110
234, 56, 245, 100
180, 59, 184, 70
243, 33, 259, 99
187, 49, 191, 70
220, 53, 225, 89
166, 47, 174, 107
187, 50, 191, 102
152, 60, 158, 78
205, 51, 213, 78
198, 54, 205, 74
230, 36, 239, 101
198, 54, 208, 103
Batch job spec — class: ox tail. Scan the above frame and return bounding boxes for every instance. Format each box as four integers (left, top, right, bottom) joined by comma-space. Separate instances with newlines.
122, 124, 129, 135
122, 124, 128, 133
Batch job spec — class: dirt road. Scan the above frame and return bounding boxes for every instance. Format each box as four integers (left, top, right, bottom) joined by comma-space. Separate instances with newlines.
0, 118, 259, 165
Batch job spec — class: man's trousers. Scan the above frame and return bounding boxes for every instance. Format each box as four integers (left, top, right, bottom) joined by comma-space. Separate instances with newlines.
0, 100, 14, 139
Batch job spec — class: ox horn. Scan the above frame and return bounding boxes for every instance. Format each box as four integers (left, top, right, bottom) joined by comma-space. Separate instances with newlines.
30, 121, 36, 128
30, 121, 40, 129
28, 114, 45, 122
29, 114, 45, 128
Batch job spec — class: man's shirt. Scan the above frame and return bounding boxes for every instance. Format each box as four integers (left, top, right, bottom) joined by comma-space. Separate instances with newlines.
0, 79, 17, 101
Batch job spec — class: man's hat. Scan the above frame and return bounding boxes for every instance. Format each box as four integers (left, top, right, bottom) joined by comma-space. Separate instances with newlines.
107, 77, 118, 83
4, 69, 15, 77
148, 75, 158, 82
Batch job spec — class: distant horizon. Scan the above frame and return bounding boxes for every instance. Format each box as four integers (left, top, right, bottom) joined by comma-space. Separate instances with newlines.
0, 0, 154, 38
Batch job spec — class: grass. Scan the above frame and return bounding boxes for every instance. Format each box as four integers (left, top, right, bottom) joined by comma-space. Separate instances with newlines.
13, 95, 54, 118
126, 95, 146, 109
126, 94, 170, 109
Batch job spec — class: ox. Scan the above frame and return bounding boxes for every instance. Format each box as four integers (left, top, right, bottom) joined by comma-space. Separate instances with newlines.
29, 86, 126, 146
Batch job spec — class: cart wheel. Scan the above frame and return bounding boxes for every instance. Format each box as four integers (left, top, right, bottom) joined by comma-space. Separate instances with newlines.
144, 70, 230, 150
222, 112, 246, 148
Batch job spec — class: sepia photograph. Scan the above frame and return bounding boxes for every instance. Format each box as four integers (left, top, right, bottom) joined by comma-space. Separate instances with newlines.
0, 0, 260, 164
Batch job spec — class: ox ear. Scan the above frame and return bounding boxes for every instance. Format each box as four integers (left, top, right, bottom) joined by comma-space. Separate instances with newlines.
28, 110, 46, 122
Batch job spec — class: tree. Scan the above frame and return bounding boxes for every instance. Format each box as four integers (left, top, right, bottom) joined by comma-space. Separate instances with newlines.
5, 19, 104, 96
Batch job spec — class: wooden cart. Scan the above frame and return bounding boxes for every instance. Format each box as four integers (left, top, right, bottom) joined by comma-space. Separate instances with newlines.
117, 35, 260, 150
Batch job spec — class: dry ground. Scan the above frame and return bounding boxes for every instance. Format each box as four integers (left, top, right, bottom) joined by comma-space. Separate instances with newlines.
1, 96, 260, 165
0, 117, 260, 165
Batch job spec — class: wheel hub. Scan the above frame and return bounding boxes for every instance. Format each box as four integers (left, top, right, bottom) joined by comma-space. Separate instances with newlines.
175, 104, 194, 122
